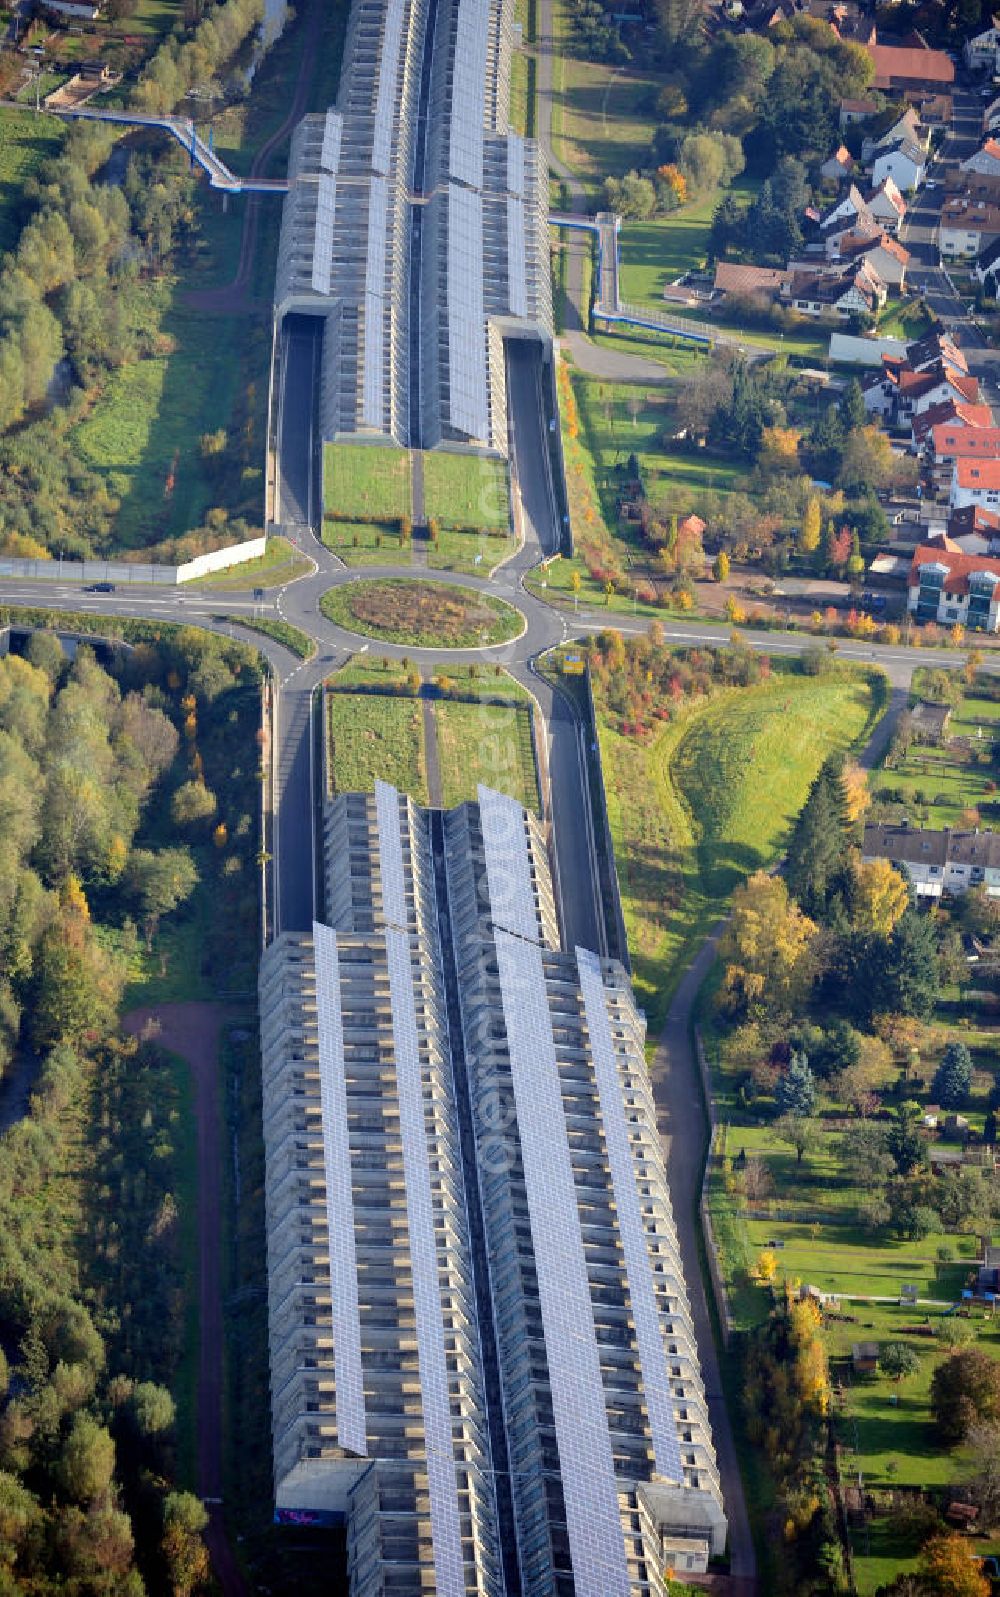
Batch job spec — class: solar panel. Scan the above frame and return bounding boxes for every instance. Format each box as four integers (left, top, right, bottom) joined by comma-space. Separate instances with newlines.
385, 925, 467, 1597
507, 133, 525, 197
447, 185, 489, 442
576, 946, 683, 1485
373, 0, 406, 176
321, 110, 342, 174
506, 196, 527, 318
312, 174, 336, 296
493, 930, 632, 1595
313, 922, 367, 1457
375, 780, 406, 927
362, 178, 389, 429
477, 784, 537, 941
449, 0, 490, 188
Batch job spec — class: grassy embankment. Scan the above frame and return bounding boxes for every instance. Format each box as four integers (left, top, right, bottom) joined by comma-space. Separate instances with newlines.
596, 660, 882, 1033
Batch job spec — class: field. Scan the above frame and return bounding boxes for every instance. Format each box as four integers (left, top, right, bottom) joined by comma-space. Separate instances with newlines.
72, 284, 244, 546
321, 518, 517, 574
549, 0, 659, 197
325, 658, 536, 808
597, 663, 880, 1033
421, 451, 511, 532
327, 690, 429, 803
434, 700, 539, 811
617, 182, 757, 303
320, 578, 523, 648
323, 443, 412, 522
0, 108, 65, 254
872, 675, 1000, 828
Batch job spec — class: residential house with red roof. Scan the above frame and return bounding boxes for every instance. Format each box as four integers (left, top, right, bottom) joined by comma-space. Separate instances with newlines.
908, 543, 1000, 629
927, 424, 1000, 489
951, 456, 1000, 510
866, 42, 954, 94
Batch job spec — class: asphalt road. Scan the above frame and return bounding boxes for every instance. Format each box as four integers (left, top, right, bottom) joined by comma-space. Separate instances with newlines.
276, 316, 320, 529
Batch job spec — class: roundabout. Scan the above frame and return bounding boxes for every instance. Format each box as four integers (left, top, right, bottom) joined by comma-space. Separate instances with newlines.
318, 576, 525, 650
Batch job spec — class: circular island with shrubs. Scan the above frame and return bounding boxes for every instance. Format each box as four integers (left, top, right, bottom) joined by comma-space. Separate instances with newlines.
320, 578, 524, 649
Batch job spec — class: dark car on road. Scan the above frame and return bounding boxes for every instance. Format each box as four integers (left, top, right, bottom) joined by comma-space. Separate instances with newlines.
83, 582, 116, 593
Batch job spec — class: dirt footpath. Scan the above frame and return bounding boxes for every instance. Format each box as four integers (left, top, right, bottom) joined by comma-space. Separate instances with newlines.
123, 1002, 249, 1597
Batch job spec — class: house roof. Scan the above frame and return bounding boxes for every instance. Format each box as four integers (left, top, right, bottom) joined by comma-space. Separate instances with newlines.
912, 400, 994, 442
948, 503, 1000, 539
955, 456, 1000, 489
866, 43, 955, 86
866, 177, 907, 216
864, 824, 950, 866
909, 541, 1000, 590
941, 195, 1000, 233
908, 330, 968, 373
931, 425, 1000, 458
963, 138, 1000, 174
714, 262, 791, 294
896, 367, 979, 405
841, 96, 878, 113
839, 229, 910, 264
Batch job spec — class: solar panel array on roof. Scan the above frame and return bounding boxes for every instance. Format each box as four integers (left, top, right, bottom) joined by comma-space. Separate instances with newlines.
506, 132, 524, 197
577, 946, 683, 1486
386, 925, 467, 1597
321, 110, 342, 174
375, 780, 406, 926
447, 187, 490, 441
313, 922, 367, 1457
493, 928, 632, 1596
362, 178, 389, 429
373, 0, 406, 176
312, 174, 336, 296
477, 785, 537, 940
506, 197, 527, 317
450, 0, 490, 188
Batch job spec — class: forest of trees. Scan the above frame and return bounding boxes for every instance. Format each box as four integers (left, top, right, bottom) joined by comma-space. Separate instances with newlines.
0, 622, 262, 1594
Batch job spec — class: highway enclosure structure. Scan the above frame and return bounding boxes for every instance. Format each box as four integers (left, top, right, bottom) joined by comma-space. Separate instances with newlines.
259, 781, 726, 1594
272, 0, 552, 456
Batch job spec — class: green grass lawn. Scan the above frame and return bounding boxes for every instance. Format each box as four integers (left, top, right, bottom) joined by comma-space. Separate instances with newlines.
433, 700, 539, 811
320, 579, 523, 648
618, 181, 757, 303
0, 107, 65, 255
427, 527, 516, 575
72, 283, 243, 547
327, 690, 429, 803
549, 0, 660, 198
321, 519, 411, 564
588, 325, 709, 373
323, 444, 413, 522
421, 451, 510, 532
598, 664, 881, 1033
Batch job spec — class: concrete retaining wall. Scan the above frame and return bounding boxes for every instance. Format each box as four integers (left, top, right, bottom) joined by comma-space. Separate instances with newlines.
0, 536, 267, 588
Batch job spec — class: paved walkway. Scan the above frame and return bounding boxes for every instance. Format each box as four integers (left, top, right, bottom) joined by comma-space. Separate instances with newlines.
649, 929, 757, 1585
